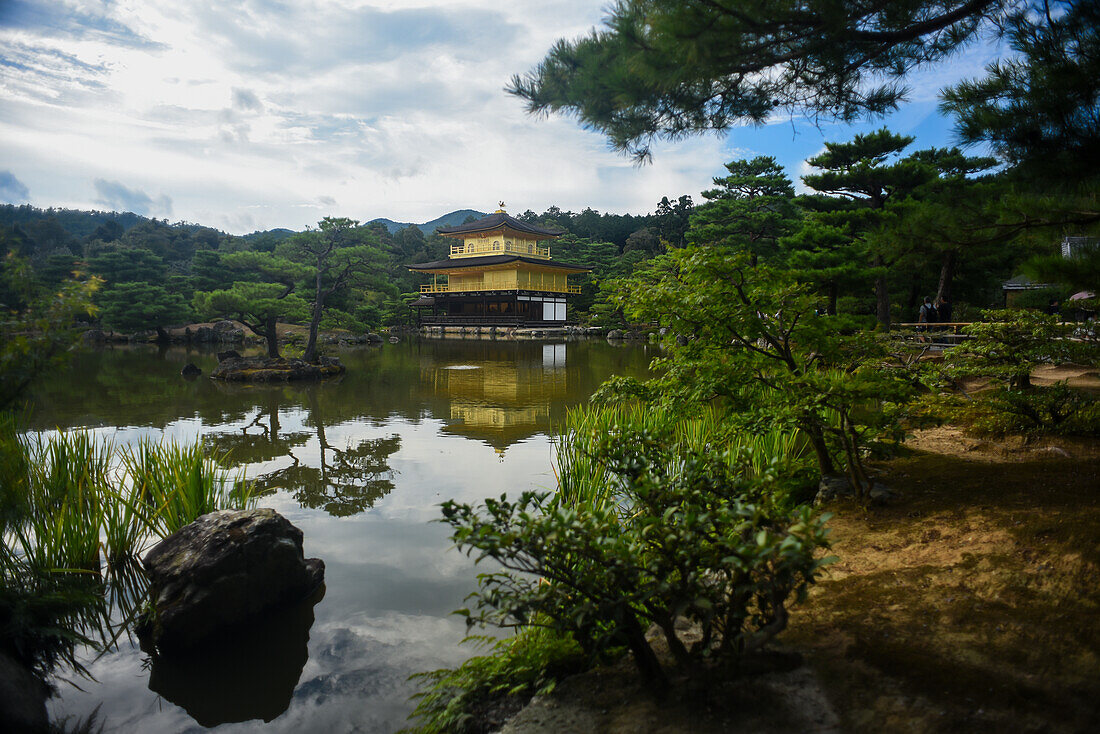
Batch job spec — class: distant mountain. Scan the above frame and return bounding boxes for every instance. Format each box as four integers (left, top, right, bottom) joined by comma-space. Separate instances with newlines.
368, 209, 486, 235
239, 227, 296, 242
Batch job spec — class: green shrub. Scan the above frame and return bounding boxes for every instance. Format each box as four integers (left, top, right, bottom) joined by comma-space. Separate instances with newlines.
929, 382, 1100, 437
404, 628, 584, 734
930, 308, 1100, 435
947, 308, 1093, 389
441, 429, 832, 688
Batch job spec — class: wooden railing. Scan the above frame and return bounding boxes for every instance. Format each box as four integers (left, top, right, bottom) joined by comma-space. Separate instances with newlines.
420, 283, 581, 294
892, 322, 972, 335
450, 241, 551, 259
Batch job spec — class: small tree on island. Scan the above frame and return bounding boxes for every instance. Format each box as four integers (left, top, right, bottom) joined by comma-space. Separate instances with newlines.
193, 252, 309, 358
277, 217, 388, 363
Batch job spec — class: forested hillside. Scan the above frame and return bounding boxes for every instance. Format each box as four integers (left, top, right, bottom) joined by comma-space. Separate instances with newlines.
368, 209, 487, 235
2, 144, 1090, 339
0, 201, 685, 333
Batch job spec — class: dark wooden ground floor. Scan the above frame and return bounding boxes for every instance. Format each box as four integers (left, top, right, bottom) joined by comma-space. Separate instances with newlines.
412, 291, 571, 326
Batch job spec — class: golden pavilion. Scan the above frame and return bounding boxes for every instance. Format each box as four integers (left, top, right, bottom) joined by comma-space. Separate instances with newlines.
408, 206, 590, 326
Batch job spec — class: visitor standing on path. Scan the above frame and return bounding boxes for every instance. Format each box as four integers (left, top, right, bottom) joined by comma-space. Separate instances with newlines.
935, 296, 952, 344
936, 297, 952, 324
918, 297, 937, 342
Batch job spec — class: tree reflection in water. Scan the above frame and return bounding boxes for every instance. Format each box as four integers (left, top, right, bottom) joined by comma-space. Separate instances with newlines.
204, 389, 400, 517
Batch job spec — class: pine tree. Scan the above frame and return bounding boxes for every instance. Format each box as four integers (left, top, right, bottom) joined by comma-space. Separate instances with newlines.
687, 157, 800, 265
800, 129, 931, 327
510, 0, 1001, 160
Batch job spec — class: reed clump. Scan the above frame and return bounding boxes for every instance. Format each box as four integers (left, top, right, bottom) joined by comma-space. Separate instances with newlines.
0, 413, 253, 679
553, 402, 813, 514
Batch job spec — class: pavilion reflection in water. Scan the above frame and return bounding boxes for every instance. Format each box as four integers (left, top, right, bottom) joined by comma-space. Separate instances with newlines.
424, 342, 569, 454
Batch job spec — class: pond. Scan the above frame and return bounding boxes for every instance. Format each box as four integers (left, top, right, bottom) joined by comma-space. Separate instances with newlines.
25, 336, 655, 733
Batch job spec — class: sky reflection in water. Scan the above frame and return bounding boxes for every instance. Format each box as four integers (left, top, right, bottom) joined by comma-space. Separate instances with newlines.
28, 337, 653, 733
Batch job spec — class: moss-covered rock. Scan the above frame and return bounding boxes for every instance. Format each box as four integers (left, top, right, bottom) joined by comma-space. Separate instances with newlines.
210, 355, 345, 382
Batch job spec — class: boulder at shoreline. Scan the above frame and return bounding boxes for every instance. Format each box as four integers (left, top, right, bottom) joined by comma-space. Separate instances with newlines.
139, 508, 325, 653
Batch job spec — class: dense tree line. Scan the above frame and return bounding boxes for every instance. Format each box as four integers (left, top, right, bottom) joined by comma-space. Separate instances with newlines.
0, 198, 702, 334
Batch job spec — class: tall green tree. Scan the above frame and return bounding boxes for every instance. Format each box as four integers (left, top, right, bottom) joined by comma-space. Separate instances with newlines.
277, 218, 388, 363
654, 195, 693, 248
97, 283, 192, 337
86, 247, 196, 335
867, 147, 1005, 310
778, 204, 865, 316
86, 248, 169, 287
941, 0, 1100, 181
687, 156, 799, 264
605, 247, 915, 493
1024, 244, 1100, 292
190, 250, 236, 293
801, 129, 931, 326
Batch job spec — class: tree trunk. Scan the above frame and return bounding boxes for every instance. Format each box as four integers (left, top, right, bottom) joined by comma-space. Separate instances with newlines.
303, 263, 325, 363
906, 279, 920, 315
264, 315, 281, 358
803, 423, 836, 477
935, 250, 956, 304
826, 282, 838, 316
267, 398, 280, 442
621, 610, 667, 689
310, 389, 330, 481
873, 255, 891, 328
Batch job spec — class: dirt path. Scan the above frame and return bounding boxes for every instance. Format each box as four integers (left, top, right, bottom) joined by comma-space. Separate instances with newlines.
787, 443, 1100, 733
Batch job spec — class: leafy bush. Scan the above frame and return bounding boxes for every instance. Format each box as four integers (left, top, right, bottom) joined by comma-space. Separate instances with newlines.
929, 308, 1100, 435
928, 382, 1100, 437
947, 308, 1093, 389
404, 628, 584, 734
441, 429, 832, 688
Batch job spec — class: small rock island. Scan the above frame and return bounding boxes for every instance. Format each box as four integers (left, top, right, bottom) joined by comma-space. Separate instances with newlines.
210, 355, 346, 382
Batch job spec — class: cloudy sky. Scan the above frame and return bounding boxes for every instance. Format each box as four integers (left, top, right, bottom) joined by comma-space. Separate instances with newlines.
0, 0, 1002, 234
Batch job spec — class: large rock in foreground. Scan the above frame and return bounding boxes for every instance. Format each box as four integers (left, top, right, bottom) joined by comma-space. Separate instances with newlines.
211, 355, 345, 381
139, 509, 325, 653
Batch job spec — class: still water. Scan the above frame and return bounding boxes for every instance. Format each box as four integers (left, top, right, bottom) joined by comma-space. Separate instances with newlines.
24, 337, 652, 733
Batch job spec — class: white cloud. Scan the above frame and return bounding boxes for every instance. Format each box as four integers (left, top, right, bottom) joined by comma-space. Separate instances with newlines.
0, 0, 997, 234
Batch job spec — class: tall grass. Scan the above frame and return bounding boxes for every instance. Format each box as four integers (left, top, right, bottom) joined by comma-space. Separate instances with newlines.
121, 440, 253, 540
552, 403, 809, 513
0, 416, 254, 677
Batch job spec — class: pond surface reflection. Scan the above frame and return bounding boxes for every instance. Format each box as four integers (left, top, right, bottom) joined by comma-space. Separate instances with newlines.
27, 337, 653, 733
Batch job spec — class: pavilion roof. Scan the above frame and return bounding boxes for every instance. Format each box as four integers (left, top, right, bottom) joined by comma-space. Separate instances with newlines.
436, 212, 562, 239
